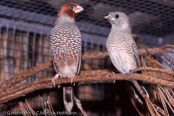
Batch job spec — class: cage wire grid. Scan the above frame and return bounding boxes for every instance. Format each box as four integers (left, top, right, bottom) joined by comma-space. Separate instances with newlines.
0, 0, 174, 115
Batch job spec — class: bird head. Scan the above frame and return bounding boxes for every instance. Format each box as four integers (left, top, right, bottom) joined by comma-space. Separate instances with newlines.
57, 3, 84, 20
105, 11, 130, 30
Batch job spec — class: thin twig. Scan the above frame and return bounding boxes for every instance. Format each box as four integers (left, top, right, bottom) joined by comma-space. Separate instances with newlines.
159, 87, 174, 113
40, 94, 46, 115
19, 102, 28, 116
133, 67, 174, 75
73, 95, 88, 116
157, 87, 170, 116
25, 99, 37, 116
47, 94, 56, 116
162, 51, 174, 66
153, 104, 166, 115
131, 80, 160, 116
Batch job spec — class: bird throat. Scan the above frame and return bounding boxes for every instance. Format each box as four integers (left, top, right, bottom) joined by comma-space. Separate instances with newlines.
56, 15, 75, 24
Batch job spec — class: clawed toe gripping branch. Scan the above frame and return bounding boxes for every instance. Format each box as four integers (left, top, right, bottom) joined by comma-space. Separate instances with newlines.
1, 45, 174, 116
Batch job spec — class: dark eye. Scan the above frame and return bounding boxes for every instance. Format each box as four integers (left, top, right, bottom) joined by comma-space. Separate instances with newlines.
69, 6, 74, 10
115, 14, 119, 18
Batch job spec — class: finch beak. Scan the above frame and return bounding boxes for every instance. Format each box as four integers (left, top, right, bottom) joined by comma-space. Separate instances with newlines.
74, 5, 84, 13
104, 15, 111, 20
104, 15, 115, 21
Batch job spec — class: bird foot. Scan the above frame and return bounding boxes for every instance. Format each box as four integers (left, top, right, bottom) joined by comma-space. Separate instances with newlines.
128, 69, 133, 81
52, 73, 60, 87
69, 74, 75, 85
108, 72, 115, 80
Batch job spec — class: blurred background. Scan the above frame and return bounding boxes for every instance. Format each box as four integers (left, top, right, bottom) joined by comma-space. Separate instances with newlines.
0, 0, 174, 115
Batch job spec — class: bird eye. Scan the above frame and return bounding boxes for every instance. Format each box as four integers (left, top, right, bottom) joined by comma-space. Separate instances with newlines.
115, 14, 119, 18
69, 6, 74, 10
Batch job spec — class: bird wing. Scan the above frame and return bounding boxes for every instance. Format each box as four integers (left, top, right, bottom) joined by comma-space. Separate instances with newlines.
131, 40, 141, 68
50, 28, 59, 73
72, 28, 82, 76
123, 33, 141, 68
76, 44, 81, 75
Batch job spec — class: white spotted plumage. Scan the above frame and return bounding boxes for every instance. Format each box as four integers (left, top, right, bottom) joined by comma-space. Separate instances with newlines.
50, 3, 84, 112
50, 18, 81, 77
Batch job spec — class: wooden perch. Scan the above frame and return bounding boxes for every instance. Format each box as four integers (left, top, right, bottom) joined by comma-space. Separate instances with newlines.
0, 61, 53, 92
0, 68, 174, 105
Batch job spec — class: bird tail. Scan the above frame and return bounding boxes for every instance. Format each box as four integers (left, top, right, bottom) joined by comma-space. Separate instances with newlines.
63, 86, 73, 112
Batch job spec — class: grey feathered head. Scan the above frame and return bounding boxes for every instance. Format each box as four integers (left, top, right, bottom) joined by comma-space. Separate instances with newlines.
105, 11, 130, 30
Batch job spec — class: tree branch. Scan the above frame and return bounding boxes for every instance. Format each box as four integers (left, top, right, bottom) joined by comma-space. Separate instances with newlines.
1, 70, 174, 104
0, 61, 53, 92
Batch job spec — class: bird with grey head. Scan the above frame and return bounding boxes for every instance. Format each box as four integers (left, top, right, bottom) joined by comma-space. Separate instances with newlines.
104, 11, 150, 114
104, 11, 140, 73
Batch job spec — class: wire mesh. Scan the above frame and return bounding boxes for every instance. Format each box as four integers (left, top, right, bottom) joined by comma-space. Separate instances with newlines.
0, 0, 174, 115
0, 0, 174, 37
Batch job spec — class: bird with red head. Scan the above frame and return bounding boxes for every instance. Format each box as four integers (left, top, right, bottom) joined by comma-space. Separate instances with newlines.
50, 3, 84, 112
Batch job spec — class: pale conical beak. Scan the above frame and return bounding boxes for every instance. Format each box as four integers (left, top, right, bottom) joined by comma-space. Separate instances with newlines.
74, 5, 84, 13
104, 15, 115, 21
104, 15, 110, 20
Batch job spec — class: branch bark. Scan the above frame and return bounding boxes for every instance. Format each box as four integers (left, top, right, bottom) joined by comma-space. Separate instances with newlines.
0, 61, 53, 92
1, 70, 174, 104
